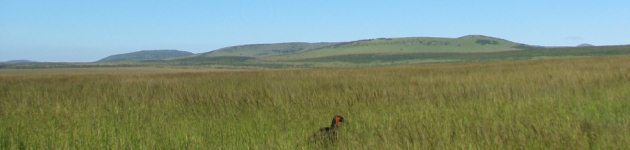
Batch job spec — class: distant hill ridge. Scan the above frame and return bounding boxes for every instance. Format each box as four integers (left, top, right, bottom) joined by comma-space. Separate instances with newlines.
5, 35, 630, 69
99, 35, 523, 62
200, 42, 340, 57
263, 35, 523, 60
182, 35, 521, 61
578, 43, 595, 47
1, 60, 38, 64
98, 50, 194, 62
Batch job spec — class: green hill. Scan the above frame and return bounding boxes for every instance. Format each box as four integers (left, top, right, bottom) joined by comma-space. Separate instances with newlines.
267, 35, 522, 60
98, 50, 195, 62
163, 35, 630, 67
175, 35, 522, 64
6, 35, 630, 69
87, 35, 630, 68
200, 42, 339, 57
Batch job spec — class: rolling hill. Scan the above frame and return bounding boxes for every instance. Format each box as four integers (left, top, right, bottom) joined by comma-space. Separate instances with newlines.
173, 35, 523, 63
198, 42, 340, 57
98, 50, 195, 62
266, 35, 523, 60
157, 35, 630, 67
5, 35, 630, 69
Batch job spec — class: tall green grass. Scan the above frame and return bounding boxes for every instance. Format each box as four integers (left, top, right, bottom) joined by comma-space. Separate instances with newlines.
1, 56, 630, 149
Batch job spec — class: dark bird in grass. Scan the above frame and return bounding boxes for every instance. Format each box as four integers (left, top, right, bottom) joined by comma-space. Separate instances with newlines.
312, 115, 345, 142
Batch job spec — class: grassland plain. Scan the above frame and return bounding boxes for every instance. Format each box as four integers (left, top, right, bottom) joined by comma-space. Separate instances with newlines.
1, 56, 630, 149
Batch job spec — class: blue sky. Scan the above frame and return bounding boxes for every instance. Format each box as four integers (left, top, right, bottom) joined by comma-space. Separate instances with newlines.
1, 0, 629, 62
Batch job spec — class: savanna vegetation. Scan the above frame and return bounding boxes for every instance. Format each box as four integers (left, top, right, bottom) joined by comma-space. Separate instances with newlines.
1, 56, 630, 149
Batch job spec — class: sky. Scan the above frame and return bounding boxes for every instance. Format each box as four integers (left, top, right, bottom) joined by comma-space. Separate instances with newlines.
1, 0, 629, 62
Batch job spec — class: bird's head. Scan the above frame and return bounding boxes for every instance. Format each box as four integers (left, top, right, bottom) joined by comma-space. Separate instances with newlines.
331, 115, 344, 128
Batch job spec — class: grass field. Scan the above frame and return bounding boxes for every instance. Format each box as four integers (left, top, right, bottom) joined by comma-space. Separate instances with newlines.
1, 56, 630, 149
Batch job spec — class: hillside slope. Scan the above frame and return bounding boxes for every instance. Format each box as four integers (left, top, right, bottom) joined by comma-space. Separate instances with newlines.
98, 50, 194, 62
267, 35, 523, 60
86, 35, 630, 68
200, 42, 339, 57
296, 45, 630, 64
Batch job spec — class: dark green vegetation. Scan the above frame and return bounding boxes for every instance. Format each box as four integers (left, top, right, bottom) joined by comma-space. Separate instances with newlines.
98, 50, 194, 63
1, 56, 630, 149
